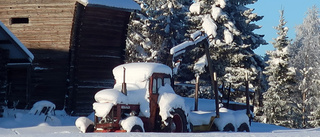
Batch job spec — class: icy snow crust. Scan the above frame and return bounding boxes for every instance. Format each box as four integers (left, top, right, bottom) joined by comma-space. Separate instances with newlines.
80, 0, 141, 11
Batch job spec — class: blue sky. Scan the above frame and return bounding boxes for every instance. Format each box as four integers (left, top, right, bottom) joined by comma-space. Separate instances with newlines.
248, 0, 320, 56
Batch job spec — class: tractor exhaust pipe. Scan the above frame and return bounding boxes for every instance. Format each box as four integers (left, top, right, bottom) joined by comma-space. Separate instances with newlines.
121, 67, 127, 95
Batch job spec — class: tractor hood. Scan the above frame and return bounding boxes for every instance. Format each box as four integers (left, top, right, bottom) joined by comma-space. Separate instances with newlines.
113, 62, 172, 89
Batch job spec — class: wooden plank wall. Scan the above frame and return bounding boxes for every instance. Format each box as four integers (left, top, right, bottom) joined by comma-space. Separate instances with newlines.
68, 3, 131, 115
6, 66, 30, 108
0, 49, 9, 117
0, 0, 76, 109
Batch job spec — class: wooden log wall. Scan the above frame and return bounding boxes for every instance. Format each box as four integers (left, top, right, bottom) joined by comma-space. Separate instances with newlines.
0, 0, 76, 109
67, 3, 131, 115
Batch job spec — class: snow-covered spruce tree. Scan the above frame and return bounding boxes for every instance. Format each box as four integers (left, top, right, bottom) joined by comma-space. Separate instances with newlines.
126, 0, 158, 62
147, 0, 192, 63
126, 0, 192, 63
290, 6, 320, 128
262, 10, 301, 128
176, 0, 267, 99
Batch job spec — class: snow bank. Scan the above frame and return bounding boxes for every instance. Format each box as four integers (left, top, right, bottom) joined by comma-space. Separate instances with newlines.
120, 116, 144, 132
29, 100, 56, 115
80, 0, 141, 11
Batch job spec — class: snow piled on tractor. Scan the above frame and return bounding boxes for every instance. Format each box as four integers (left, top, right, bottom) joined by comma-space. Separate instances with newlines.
158, 84, 188, 121
92, 62, 187, 129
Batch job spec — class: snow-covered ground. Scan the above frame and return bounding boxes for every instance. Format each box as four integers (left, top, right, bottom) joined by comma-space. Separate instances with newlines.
1, 121, 320, 137
1, 98, 319, 137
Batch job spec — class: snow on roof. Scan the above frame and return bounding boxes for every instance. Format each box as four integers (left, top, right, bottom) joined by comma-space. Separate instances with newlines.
0, 21, 34, 62
80, 0, 141, 12
113, 62, 172, 84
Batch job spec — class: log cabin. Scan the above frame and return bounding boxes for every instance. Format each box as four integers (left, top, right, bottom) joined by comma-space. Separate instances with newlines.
0, 0, 140, 116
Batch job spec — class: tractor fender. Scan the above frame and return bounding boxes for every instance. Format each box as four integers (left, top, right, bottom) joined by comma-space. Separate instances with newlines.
120, 116, 145, 132
75, 117, 94, 133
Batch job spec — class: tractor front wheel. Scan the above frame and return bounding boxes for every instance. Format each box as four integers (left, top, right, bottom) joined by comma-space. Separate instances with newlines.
130, 125, 144, 132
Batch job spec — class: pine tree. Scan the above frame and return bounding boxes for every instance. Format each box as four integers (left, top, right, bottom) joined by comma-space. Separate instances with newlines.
125, 0, 158, 62
176, 0, 267, 99
126, 0, 192, 63
263, 10, 300, 128
291, 6, 320, 128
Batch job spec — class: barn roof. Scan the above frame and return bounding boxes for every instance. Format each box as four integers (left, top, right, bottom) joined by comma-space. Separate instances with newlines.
79, 0, 141, 12
0, 21, 34, 63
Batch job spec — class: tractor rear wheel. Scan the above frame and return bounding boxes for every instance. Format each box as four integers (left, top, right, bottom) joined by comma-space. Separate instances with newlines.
165, 108, 187, 132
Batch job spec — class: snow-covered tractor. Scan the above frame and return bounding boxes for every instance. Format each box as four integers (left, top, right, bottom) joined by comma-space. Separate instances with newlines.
76, 63, 188, 132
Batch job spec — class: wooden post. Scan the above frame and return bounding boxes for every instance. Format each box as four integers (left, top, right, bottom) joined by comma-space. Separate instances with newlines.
214, 72, 220, 118
194, 75, 199, 111
226, 83, 231, 109
245, 73, 251, 125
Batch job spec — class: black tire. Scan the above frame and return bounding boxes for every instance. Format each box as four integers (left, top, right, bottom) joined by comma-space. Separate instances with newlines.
223, 123, 235, 132
237, 123, 250, 132
165, 108, 187, 132
130, 125, 144, 132
85, 124, 94, 133
210, 123, 219, 131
